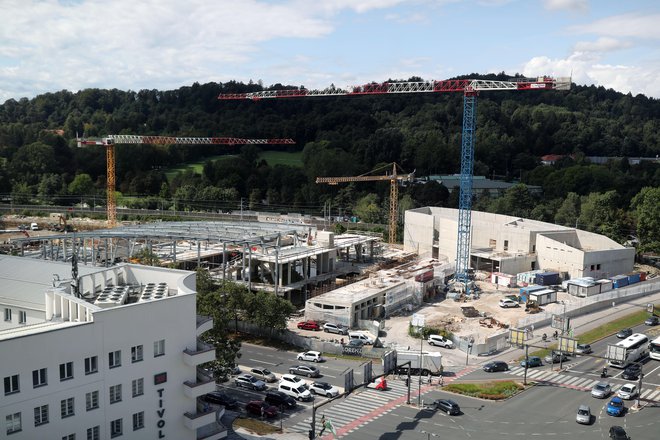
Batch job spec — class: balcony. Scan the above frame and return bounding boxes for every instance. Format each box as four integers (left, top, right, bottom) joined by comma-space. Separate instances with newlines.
196, 315, 214, 336
183, 368, 216, 399
183, 339, 215, 367
183, 404, 216, 430
197, 420, 228, 440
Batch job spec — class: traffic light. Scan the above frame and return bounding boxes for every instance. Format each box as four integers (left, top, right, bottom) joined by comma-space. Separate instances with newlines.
308, 429, 314, 439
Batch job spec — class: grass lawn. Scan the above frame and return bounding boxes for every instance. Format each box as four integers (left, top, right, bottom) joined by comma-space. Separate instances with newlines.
233, 418, 282, 436
163, 155, 234, 180
259, 150, 303, 167
443, 381, 524, 400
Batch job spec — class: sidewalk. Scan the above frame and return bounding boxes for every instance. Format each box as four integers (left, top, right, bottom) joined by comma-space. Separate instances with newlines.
475, 289, 660, 365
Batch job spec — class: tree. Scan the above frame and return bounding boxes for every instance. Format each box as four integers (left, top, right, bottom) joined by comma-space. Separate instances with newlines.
630, 187, 660, 253
68, 173, 96, 203
579, 191, 628, 242
354, 193, 383, 224
554, 192, 581, 227
252, 291, 296, 339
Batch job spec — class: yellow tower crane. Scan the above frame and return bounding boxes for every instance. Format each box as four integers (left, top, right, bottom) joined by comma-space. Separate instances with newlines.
316, 163, 413, 244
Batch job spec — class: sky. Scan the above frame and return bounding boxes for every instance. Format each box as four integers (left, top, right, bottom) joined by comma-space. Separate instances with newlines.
1, 0, 659, 103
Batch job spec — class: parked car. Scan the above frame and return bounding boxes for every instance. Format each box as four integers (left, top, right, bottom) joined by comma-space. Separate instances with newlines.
264, 390, 297, 409
280, 373, 308, 389
433, 399, 461, 415
245, 400, 278, 418
297, 320, 321, 331
520, 356, 543, 368
499, 298, 519, 308
617, 383, 638, 400
544, 351, 569, 364
309, 381, 339, 398
575, 405, 591, 425
289, 365, 321, 378
347, 339, 365, 347
606, 396, 625, 416
428, 334, 454, 348
616, 328, 633, 339
575, 344, 593, 355
483, 361, 508, 372
250, 368, 277, 383
278, 382, 313, 401
235, 374, 267, 391
622, 364, 642, 380
591, 382, 612, 399
323, 323, 349, 335
202, 391, 237, 408
297, 350, 324, 363
608, 426, 630, 440
645, 315, 659, 326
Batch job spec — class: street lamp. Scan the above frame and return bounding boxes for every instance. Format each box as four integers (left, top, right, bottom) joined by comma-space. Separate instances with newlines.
421, 430, 438, 440
466, 337, 475, 366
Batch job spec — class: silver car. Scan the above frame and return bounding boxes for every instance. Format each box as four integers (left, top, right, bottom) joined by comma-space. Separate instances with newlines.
591, 382, 611, 399
576, 405, 591, 424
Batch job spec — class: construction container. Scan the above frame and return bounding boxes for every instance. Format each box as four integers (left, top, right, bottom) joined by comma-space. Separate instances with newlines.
516, 270, 543, 285
567, 278, 598, 297
491, 272, 516, 288
519, 285, 546, 295
627, 273, 641, 285
535, 271, 560, 286
640, 272, 647, 282
610, 275, 629, 289
528, 289, 557, 306
596, 279, 613, 293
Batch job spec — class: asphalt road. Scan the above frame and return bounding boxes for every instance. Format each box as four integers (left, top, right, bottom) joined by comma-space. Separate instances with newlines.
338, 382, 659, 440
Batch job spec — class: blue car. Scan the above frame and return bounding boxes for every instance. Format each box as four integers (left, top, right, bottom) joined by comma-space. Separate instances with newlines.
520, 356, 543, 368
607, 397, 625, 417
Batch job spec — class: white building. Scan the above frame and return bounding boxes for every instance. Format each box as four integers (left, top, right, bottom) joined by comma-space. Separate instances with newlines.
0, 255, 224, 440
404, 207, 635, 280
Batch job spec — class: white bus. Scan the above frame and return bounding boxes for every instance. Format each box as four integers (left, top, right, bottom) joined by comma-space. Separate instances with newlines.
608, 333, 649, 368
650, 336, 660, 361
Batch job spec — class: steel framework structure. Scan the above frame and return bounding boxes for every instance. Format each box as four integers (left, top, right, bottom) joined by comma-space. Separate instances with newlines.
77, 135, 295, 226
219, 76, 570, 290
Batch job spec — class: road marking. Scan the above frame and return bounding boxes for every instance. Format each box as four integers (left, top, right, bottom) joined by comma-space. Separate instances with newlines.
248, 358, 279, 366
563, 377, 582, 385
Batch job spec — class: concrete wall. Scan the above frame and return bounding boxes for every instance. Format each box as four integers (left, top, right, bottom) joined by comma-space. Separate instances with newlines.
403, 208, 435, 257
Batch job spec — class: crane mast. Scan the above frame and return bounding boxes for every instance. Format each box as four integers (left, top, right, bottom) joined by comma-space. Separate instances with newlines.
77, 135, 296, 226
219, 76, 570, 292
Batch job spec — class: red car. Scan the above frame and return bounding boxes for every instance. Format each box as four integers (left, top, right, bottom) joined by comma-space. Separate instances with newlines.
297, 320, 320, 331
245, 400, 278, 418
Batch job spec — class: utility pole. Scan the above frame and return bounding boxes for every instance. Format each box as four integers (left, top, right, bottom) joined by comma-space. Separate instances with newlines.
523, 344, 529, 386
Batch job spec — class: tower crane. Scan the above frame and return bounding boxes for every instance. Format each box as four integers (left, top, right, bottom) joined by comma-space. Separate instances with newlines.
77, 134, 295, 226
315, 163, 413, 244
219, 76, 571, 292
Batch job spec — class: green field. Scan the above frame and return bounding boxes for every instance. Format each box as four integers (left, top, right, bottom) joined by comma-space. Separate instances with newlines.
163, 151, 303, 181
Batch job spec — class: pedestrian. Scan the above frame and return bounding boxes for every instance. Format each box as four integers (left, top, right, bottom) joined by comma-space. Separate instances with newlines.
260, 405, 265, 419
318, 415, 326, 436
524, 328, 529, 339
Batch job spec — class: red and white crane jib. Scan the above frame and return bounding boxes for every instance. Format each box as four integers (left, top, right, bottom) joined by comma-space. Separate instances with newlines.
217, 76, 571, 100
77, 135, 295, 147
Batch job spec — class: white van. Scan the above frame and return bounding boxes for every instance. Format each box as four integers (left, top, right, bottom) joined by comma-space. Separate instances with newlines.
278, 382, 312, 401
348, 332, 374, 345
30, 223, 39, 231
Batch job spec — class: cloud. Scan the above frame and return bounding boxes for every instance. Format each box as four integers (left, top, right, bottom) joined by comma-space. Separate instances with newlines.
573, 37, 632, 53
570, 12, 660, 39
544, 0, 588, 12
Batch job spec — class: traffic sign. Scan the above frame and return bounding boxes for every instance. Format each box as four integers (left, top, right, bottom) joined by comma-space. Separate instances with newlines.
606, 344, 626, 362
558, 336, 577, 354
509, 328, 526, 348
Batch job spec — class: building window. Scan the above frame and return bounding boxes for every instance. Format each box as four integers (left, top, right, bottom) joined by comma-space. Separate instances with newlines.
6, 412, 21, 435
18, 311, 27, 324
131, 345, 143, 363
597, 264, 601, 270
590, 264, 595, 270
86, 426, 100, 440
153, 339, 165, 357
84, 356, 98, 375
62, 434, 75, 440
132, 378, 144, 397
132, 411, 144, 431
59, 362, 73, 381
110, 418, 122, 438
4, 374, 19, 395
3, 308, 11, 322
109, 384, 122, 404
503, 240, 509, 251
32, 368, 47, 388
86, 391, 99, 411
109, 350, 121, 368
60, 397, 74, 418
34, 405, 48, 426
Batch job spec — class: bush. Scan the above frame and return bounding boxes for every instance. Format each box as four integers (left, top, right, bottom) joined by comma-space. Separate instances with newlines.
407, 324, 454, 340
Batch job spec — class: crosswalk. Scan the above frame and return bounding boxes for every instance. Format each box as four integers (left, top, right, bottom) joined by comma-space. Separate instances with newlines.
507, 366, 660, 401
288, 379, 414, 437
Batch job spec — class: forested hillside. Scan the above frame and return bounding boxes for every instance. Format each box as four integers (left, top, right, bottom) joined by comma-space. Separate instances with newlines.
0, 74, 658, 252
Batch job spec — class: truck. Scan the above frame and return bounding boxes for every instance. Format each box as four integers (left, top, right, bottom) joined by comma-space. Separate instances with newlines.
394, 350, 443, 376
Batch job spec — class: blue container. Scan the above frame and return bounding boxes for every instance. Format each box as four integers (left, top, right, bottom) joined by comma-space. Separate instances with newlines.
610, 275, 629, 289
519, 285, 546, 295
535, 272, 560, 286
627, 273, 641, 285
